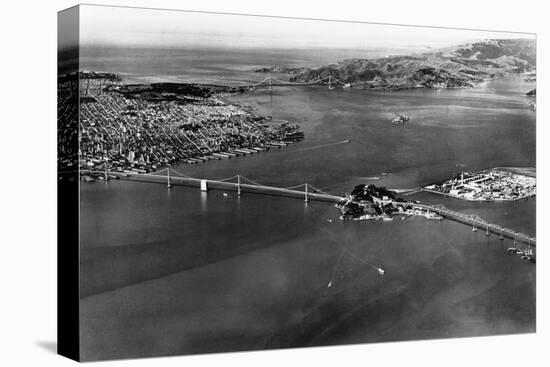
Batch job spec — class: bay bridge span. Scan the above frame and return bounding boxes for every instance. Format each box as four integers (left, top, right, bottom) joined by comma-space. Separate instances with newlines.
82, 167, 536, 247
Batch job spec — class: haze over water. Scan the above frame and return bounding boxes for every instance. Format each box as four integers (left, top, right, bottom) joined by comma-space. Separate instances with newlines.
79, 46, 536, 360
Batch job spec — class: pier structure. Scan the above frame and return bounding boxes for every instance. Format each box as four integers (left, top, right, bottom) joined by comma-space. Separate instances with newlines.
81, 168, 535, 247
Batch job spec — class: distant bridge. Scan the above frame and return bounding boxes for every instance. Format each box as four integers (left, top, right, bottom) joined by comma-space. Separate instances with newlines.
181, 75, 356, 92
81, 167, 535, 247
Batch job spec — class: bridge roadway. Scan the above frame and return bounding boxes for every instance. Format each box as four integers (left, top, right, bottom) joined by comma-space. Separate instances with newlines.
107, 171, 344, 203
394, 201, 535, 246
85, 170, 535, 247
184, 75, 345, 91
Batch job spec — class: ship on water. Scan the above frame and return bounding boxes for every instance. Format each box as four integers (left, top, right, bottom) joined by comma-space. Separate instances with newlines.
392, 114, 409, 124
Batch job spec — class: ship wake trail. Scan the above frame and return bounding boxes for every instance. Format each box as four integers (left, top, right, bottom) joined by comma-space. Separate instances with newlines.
327, 250, 345, 288
393, 187, 422, 195
321, 228, 384, 278
337, 242, 384, 275
287, 140, 351, 154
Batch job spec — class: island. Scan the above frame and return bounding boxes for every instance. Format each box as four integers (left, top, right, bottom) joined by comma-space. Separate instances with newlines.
423, 168, 536, 201
336, 184, 442, 221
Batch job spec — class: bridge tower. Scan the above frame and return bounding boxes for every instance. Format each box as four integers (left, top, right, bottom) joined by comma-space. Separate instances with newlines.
328, 75, 332, 90
304, 183, 309, 203
237, 174, 241, 196
104, 158, 109, 182
167, 166, 172, 189
268, 77, 272, 92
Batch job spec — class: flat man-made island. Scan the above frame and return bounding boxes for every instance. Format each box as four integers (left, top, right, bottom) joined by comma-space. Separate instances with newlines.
423, 168, 536, 201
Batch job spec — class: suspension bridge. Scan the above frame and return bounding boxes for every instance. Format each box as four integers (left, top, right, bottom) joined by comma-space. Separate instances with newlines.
82, 167, 536, 247
182, 75, 354, 92
89, 167, 343, 203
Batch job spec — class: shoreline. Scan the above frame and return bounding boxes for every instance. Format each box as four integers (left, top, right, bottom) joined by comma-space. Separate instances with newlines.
422, 167, 536, 202
421, 188, 535, 202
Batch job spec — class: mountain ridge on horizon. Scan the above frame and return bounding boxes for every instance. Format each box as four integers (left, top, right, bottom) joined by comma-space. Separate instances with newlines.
257, 38, 536, 90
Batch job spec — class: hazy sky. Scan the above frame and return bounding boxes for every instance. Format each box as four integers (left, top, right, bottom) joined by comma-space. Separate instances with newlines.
72, 4, 534, 51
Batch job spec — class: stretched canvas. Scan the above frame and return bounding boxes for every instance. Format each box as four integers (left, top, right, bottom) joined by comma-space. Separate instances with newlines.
58, 4, 536, 362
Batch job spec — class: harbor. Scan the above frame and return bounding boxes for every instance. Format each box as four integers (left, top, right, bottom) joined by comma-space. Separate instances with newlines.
73, 41, 536, 360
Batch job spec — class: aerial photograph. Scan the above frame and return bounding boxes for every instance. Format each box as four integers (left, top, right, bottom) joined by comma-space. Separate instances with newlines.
58, 4, 536, 361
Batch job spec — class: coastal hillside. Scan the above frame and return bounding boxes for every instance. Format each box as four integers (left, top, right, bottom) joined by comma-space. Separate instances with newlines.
282, 39, 535, 90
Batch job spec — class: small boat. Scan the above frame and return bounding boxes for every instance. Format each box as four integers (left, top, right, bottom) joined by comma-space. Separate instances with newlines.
392, 114, 409, 124
223, 193, 229, 197
82, 175, 95, 183
377, 267, 385, 275
507, 247, 518, 253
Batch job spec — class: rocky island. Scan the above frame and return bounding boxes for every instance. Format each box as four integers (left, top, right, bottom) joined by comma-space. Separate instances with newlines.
336, 184, 442, 221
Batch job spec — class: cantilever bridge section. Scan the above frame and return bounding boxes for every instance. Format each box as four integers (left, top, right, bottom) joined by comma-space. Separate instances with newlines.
81, 169, 535, 247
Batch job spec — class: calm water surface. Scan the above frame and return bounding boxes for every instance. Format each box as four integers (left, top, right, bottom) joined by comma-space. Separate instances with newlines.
79, 48, 536, 360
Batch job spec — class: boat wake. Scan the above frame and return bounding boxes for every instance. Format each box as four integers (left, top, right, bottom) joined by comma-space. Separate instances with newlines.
392, 187, 422, 195
287, 139, 351, 154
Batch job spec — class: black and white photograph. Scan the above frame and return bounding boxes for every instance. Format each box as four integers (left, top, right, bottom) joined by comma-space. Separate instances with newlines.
7, 1, 550, 366
55, 3, 539, 362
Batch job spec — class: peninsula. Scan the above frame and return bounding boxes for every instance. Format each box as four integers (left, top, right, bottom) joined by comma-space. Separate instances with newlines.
58, 72, 304, 173
257, 39, 535, 91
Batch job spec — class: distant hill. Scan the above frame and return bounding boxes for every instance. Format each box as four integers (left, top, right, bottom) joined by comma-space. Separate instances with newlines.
254, 65, 309, 74
284, 39, 535, 90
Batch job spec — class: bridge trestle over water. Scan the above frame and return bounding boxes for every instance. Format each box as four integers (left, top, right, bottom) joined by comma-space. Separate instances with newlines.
81, 169, 535, 247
